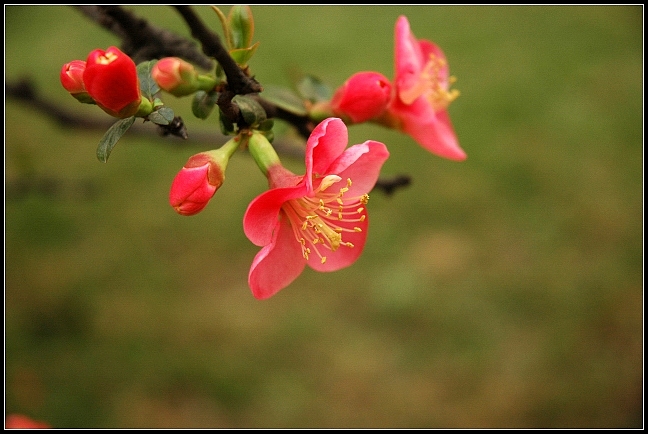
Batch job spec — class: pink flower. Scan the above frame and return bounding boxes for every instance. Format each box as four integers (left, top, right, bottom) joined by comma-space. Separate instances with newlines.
330, 71, 392, 123
243, 118, 389, 299
83, 46, 142, 118
385, 16, 466, 161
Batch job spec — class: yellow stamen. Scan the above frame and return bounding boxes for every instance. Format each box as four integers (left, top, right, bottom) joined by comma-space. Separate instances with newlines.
283, 175, 369, 263
399, 52, 459, 111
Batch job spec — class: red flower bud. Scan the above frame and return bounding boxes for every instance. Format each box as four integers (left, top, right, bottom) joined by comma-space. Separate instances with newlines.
83, 46, 142, 118
330, 71, 392, 123
60, 60, 87, 94
60, 60, 94, 104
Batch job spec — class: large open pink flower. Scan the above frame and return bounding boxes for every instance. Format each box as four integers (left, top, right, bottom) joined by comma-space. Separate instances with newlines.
243, 118, 389, 299
386, 16, 466, 161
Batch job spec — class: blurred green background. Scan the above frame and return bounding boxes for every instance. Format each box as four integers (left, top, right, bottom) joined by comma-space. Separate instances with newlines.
4, 5, 643, 428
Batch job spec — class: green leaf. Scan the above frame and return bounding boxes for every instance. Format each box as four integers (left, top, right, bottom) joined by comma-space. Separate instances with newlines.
96, 116, 136, 163
192, 90, 218, 120
234, 94, 267, 126
296, 74, 332, 103
229, 42, 259, 68
211, 6, 232, 49
228, 5, 254, 49
137, 60, 160, 101
148, 107, 175, 125
261, 84, 308, 116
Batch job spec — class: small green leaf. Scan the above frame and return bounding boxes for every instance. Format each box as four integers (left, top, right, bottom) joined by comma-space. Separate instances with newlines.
137, 60, 160, 101
234, 94, 266, 126
96, 116, 136, 163
261, 84, 308, 116
228, 5, 254, 49
229, 42, 259, 68
211, 6, 232, 50
192, 90, 218, 120
296, 74, 332, 103
148, 107, 175, 125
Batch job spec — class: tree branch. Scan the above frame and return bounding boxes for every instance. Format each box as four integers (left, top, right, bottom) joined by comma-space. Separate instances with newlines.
74, 5, 214, 70
6, 78, 411, 196
173, 5, 262, 95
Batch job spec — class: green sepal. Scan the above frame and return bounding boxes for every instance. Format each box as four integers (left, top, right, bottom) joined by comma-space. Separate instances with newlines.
229, 42, 259, 68
148, 107, 175, 126
261, 84, 308, 116
257, 118, 274, 132
233, 94, 267, 126
192, 90, 219, 120
297, 74, 332, 103
136, 60, 160, 101
96, 116, 136, 163
228, 5, 254, 49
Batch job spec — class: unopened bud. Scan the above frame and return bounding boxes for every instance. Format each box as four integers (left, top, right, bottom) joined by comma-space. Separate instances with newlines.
169, 137, 240, 216
330, 71, 392, 123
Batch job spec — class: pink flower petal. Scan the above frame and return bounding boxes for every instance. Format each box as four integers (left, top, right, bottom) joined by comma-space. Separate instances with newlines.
306, 118, 348, 187
248, 216, 307, 299
327, 140, 390, 197
243, 185, 306, 246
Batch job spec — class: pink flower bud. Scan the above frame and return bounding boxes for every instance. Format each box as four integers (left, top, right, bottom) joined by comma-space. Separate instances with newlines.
152, 57, 199, 97
330, 72, 392, 123
83, 46, 142, 118
169, 137, 240, 216
169, 153, 224, 216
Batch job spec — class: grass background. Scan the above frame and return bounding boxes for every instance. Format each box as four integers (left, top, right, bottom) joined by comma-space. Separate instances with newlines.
4, 5, 643, 428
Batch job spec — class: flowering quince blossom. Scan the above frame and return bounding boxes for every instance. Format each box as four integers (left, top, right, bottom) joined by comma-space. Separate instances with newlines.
82, 46, 142, 118
384, 16, 466, 161
60, 60, 94, 103
169, 138, 239, 216
243, 118, 389, 299
152, 57, 199, 97
330, 71, 392, 123
5, 414, 50, 429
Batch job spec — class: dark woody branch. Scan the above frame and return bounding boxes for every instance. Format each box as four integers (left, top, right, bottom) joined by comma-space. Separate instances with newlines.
74, 5, 213, 70
173, 5, 262, 96
6, 78, 411, 196
76, 5, 315, 139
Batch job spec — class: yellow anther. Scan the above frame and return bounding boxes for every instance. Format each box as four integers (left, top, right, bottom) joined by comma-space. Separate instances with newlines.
319, 174, 342, 191
321, 257, 327, 264
354, 227, 362, 232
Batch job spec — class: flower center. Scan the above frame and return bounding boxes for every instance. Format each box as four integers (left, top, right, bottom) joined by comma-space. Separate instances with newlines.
283, 175, 369, 264
399, 52, 460, 111
97, 51, 118, 65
